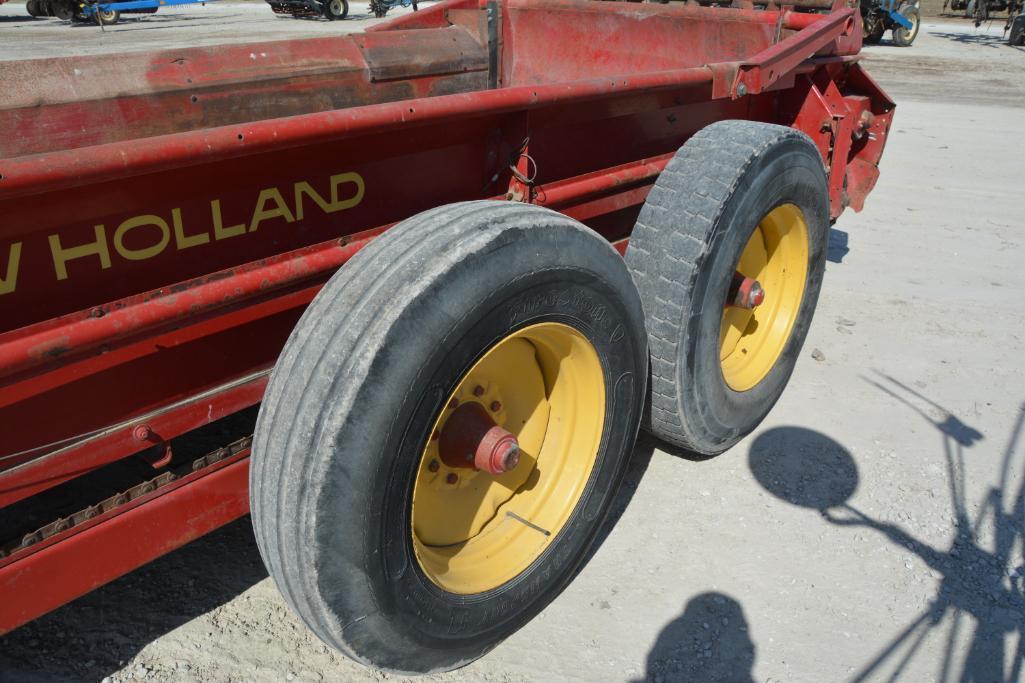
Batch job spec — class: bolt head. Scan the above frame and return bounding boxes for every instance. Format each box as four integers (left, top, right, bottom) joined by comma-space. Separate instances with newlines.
473, 385, 485, 397
490, 401, 502, 412
447, 398, 459, 410
446, 473, 459, 485
428, 459, 440, 473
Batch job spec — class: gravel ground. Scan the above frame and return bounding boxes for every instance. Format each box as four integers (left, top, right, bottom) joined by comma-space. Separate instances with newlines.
1, 15, 1023, 683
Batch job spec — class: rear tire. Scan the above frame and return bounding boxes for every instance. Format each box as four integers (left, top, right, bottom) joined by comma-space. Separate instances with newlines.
863, 15, 885, 43
1009, 13, 1024, 44
321, 0, 347, 19
251, 201, 647, 674
625, 120, 829, 455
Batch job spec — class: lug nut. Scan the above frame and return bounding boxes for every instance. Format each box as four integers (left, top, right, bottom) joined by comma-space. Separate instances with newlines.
490, 401, 502, 412
446, 473, 459, 485
448, 398, 459, 410
428, 459, 440, 473
473, 385, 485, 397
133, 424, 152, 441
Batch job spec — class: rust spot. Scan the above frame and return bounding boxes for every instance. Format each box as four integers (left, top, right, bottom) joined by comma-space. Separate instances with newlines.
29, 335, 72, 360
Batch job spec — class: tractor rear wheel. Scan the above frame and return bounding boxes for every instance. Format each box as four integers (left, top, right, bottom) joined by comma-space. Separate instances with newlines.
863, 15, 886, 43
321, 0, 347, 19
625, 120, 829, 455
891, 3, 920, 45
251, 201, 647, 673
52, 0, 74, 20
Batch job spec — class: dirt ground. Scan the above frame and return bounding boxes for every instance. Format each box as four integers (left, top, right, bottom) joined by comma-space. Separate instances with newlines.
1, 13, 1023, 683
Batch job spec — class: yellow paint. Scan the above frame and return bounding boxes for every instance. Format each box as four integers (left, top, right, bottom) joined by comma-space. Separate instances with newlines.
720, 203, 809, 391
33, 172, 364, 291
49, 225, 111, 281
113, 214, 171, 261
248, 188, 295, 232
411, 322, 605, 594
0, 242, 22, 295
211, 199, 246, 241
172, 208, 211, 250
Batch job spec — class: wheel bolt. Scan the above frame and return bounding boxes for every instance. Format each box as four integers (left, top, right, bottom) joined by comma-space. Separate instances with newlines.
447, 398, 459, 410
490, 401, 502, 412
473, 385, 485, 397
428, 459, 440, 473
133, 424, 152, 441
446, 473, 459, 485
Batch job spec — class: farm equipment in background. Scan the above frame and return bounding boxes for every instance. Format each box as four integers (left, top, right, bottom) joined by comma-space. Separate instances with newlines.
368, 0, 417, 18
24, 0, 215, 24
0, 0, 894, 672
1009, 5, 1025, 42
267, 0, 349, 19
861, 0, 920, 45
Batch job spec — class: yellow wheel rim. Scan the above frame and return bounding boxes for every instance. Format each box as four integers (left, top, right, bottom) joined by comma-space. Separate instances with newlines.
411, 322, 605, 594
720, 204, 809, 392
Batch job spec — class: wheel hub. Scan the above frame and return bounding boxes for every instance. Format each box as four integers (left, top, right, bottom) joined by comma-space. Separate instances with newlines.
439, 400, 521, 474
410, 323, 605, 594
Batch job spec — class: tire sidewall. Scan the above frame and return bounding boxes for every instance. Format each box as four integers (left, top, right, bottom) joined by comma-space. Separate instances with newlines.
681, 142, 828, 449
308, 225, 646, 672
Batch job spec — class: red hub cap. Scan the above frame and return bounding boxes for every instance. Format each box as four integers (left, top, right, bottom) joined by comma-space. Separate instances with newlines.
727, 272, 765, 309
438, 401, 521, 475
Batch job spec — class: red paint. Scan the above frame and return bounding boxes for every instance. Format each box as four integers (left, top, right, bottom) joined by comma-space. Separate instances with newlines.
439, 401, 521, 474
0, 454, 250, 635
0, 0, 894, 632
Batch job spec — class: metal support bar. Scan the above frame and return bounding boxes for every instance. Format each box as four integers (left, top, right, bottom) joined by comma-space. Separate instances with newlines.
729, 8, 856, 99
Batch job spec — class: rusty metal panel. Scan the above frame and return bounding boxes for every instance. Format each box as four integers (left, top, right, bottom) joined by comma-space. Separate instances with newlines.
356, 26, 488, 83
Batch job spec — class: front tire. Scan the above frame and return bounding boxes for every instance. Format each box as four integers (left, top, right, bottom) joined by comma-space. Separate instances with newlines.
625, 120, 829, 455
251, 201, 647, 673
891, 3, 920, 46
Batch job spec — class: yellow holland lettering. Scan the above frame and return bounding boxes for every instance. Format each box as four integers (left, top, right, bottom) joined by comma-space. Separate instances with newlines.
293, 172, 364, 221
249, 188, 296, 232
113, 215, 171, 261
0, 242, 22, 296
49, 225, 111, 281
172, 208, 210, 250
211, 199, 246, 240
330, 172, 364, 212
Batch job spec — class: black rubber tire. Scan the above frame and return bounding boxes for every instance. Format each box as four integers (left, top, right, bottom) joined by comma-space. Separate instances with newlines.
52, 0, 74, 20
863, 15, 885, 43
251, 201, 648, 674
321, 0, 347, 19
96, 8, 120, 23
26, 0, 42, 16
624, 120, 829, 456
891, 4, 920, 46
1009, 13, 1024, 45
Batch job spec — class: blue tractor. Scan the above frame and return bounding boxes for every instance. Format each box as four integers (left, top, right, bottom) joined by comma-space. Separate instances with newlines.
861, 0, 921, 46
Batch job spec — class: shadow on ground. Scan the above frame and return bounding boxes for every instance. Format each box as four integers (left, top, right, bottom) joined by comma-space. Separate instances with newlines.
639, 592, 756, 683
928, 29, 1025, 50
0, 517, 267, 682
747, 375, 1024, 682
